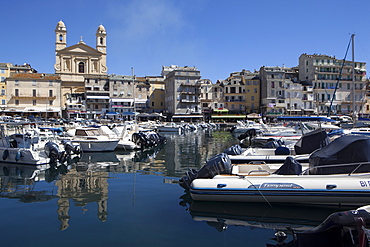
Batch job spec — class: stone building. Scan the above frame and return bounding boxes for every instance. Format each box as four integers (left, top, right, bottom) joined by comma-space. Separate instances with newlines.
54, 20, 108, 118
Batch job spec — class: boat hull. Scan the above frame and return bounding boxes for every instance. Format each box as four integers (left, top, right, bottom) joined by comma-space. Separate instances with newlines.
190, 174, 370, 206
72, 140, 119, 152
0, 147, 49, 165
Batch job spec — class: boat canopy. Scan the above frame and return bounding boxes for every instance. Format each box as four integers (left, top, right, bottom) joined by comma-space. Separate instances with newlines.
308, 135, 370, 174
294, 129, 330, 155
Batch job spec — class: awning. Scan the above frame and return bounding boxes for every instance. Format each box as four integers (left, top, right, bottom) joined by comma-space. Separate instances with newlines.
211, 114, 246, 119
86, 96, 110, 99
106, 112, 120, 115
122, 111, 136, 115
24, 107, 61, 112
148, 113, 164, 117
172, 115, 204, 118
213, 108, 229, 113
111, 99, 133, 102
134, 99, 148, 103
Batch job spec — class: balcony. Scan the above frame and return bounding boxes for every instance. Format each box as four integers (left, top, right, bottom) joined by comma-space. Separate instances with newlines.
86, 100, 109, 104
179, 90, 200, 95
180, 99, 199, 103
225, 99, 245, 102
12, 95, 56, 100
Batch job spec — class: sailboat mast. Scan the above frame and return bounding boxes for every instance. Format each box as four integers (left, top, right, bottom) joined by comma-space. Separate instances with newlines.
352, 34, 355, 122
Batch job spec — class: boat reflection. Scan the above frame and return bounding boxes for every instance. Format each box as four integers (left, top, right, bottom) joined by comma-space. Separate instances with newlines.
0, 163, 67, 202
179, 194, 369, 246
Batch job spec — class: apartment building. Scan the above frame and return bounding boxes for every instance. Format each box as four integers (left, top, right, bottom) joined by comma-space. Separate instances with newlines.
299, 53, 367, 115
163, 65, 202, 121
146, 76, 165, 113
84, 75, 109, 118
109, 74, 135, 116
0, 63, 9, 108
241, 70, 260, 114
5, 73, 62, 118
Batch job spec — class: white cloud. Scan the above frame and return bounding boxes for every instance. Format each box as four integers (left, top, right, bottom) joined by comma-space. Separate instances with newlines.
108, 0, 184, 41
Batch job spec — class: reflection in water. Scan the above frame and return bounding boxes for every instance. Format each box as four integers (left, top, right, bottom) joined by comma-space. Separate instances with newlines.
179, 194, 369, 246
0, 163, 65, 203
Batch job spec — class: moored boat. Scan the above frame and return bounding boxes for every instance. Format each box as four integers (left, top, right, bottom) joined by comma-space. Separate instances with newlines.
67, 126, 119, 152
180, 135, 370, 206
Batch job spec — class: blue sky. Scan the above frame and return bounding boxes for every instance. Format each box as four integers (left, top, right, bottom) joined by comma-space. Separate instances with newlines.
2, 0, 370, 82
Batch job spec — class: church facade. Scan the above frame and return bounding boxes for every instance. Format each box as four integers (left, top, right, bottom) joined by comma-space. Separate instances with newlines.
54, 20, 108, 118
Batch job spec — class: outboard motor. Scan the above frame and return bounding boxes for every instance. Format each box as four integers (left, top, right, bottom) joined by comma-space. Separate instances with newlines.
44, 141, 62, 163
61, 139, 82, 155
223, 144, 243, 155
179, 153, 232, 190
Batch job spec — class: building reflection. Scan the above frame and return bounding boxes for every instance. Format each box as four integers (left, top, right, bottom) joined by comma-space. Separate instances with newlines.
55, 165, 109, 230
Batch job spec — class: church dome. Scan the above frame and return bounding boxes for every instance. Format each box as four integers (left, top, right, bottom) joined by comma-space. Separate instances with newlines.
56, 20, 66, 28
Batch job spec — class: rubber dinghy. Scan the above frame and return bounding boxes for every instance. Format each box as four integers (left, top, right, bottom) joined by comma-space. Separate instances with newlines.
180, 135, 370, 206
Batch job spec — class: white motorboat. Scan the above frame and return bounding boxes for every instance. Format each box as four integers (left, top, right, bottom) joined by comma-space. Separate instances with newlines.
111, 125, 140, 150
0, 124, 80, 165
228, 129, 330, 164
230, 120, 263, 133
156, 122, 185, 133
68, 127, 119, 152
180, 135, 370, 206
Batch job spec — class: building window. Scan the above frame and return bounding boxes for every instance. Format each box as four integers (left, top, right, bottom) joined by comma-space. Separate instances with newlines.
1, 100, 5, 105
78, 62, 85, 73
15, 89, 19, 97
33, 100, 36, 105
49, 90, 53, 97
33, 89, 36, 97
15, 100, 19, 105
49, 100, 53, 106
49, 81, 53, 86
32, 80, 36, 86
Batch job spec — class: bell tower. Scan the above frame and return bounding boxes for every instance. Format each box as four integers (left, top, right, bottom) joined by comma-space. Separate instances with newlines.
55, 20, 67, 51
96, 24, 107, 54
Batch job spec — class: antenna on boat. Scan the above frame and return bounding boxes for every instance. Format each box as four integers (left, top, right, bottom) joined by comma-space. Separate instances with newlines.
351, 34, 356, 124
327, 34, 353, 118
132, 67, 136, 122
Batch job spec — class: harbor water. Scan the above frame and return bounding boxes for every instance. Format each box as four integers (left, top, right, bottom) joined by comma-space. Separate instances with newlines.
0, 129, 351, 246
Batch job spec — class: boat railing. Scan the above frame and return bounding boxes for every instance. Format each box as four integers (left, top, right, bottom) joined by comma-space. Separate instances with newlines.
301, 161, 370, 176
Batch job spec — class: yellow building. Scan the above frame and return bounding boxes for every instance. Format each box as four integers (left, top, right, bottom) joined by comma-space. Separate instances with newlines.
5, 73, 62, 118
147, 76, 165, 112
0, 63, 9, 110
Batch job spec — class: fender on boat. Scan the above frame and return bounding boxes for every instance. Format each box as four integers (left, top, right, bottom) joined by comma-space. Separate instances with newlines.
15, 150, 21, 161
3, 149, 9, 160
